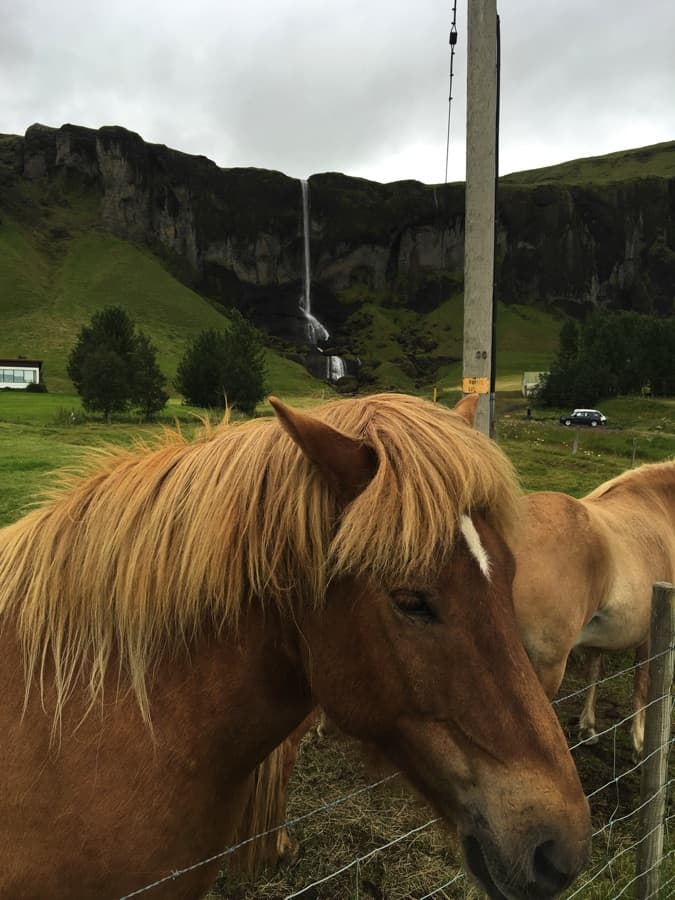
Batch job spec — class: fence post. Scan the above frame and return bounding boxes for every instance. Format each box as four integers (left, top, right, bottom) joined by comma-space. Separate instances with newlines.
635, 582, 675, 900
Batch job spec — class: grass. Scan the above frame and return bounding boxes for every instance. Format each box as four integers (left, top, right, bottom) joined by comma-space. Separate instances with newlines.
3, 136, 674, 403
503, 140, 675, 186
0, 390, 672, 525
1, 181, 567, 398
347, 296, 563, 395
215, 650, 674, 899
0, 214, 325, 396
0, 391, 672, 897
496, 396, 675, 494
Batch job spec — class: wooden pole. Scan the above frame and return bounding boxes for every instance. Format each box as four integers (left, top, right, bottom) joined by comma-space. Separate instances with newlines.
635, 582, 675, 900
463, 0, 498, 437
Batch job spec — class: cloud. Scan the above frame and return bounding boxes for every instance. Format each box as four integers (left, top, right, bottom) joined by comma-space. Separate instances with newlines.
1, 0, 673, 183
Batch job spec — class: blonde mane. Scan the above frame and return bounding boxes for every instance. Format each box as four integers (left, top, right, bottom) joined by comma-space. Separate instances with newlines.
0, 393, 519, 719
585, 459, 675, 501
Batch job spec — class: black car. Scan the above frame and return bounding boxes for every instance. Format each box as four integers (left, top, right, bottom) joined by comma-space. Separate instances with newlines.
559, 408, 607, 427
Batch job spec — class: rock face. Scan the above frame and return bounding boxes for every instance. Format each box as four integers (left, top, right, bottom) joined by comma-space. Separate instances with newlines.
7, 123, 675, 346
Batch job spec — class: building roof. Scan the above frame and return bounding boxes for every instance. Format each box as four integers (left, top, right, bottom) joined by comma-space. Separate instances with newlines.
0, 359, 43, 368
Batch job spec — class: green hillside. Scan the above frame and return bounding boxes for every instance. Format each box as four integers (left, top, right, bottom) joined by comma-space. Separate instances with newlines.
0, 215, 321, 396
6, 130, 671, 398
503, 140, 675, 186
0, 201, 562, 397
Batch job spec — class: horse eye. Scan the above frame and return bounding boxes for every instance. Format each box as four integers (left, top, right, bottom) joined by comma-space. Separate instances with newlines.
390, 589, 437, 623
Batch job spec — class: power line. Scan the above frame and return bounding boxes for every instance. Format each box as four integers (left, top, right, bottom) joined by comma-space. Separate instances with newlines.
444, 0, 459, 184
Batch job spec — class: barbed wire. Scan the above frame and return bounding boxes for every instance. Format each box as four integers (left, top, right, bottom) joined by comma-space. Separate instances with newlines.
575, 702, 674, 900
118, 645, 673, 900
565, 821, 668, 898
609, 848, 675, 899
284, 818, 440, 898
568, 689, 672, 751
593, 780, 673, 838
586, 736, 675, 800
118, 772, 400, 898
553, 646, 673, 707
416, 871, 466, 899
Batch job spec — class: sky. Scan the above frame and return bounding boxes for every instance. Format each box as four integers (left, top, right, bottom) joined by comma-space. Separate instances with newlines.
2, 0, 674, 185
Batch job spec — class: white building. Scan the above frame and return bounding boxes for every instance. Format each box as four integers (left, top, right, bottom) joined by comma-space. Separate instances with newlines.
0, 358, 43, 389
521, 371, 548, 398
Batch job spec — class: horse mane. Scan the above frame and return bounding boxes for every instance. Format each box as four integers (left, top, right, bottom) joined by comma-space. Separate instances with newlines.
0, 393, 520, 721
585, 458, 675, 501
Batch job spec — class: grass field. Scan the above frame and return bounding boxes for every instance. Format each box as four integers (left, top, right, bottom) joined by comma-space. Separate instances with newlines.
502, 140, 675, 186
216, 656, 674, 899
0, 389, 672, 898
1, 390, 673, 526
0, 164, 565, 398
0, 212, 323, 395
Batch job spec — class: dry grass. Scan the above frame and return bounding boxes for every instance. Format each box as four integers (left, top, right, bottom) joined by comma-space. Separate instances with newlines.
205, 651, 673, 899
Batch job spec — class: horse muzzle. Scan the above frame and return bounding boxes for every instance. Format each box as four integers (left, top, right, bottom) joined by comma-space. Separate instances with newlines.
461, 823, 591, 900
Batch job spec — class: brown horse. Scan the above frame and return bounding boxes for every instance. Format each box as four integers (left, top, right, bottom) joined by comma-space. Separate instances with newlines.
0, 393, 590, 899
511, 460, 675, 758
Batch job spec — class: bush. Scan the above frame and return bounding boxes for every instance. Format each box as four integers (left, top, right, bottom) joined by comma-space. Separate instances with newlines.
175, 312, 266, 414
539, 310, 675, 407
67, 306, 168, 421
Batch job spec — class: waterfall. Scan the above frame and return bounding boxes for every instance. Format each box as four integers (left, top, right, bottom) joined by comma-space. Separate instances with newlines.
299, 180, 328, 343
327, 356, 346, 381
299, 179, 346, 381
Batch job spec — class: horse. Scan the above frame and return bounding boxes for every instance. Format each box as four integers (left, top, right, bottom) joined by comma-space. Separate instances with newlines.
0, 392, 591, 899
511, 460, 675, 758
228, 709, 320, 873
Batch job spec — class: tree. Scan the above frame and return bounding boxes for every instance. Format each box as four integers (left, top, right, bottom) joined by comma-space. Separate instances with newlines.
132, 332, 169, 421
79, 347, 130, 423
539, 309, 675, 407
67, 307, 168, 421
175, 312, 266, 414
558, 319, 579, 366
68, 307, 136, 392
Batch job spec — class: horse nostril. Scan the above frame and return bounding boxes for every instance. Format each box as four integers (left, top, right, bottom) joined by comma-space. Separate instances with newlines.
533, 839, 573, 893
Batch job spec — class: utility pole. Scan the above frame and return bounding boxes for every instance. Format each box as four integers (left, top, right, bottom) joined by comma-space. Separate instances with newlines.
463, 0, 499, 436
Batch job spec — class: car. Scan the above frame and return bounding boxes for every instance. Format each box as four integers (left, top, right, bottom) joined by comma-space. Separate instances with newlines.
559, 408, 607, 427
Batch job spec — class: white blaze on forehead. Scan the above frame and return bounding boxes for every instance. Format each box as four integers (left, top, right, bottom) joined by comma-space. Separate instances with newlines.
460, 515, 491, 579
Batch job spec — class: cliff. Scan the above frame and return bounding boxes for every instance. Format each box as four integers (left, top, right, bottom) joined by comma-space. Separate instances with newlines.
1, 123, 674, 386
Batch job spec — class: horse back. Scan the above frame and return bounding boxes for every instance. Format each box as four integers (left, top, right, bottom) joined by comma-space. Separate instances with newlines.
511, 492, 612, 676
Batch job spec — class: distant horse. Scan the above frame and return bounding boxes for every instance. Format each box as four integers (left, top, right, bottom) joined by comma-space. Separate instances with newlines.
0, 393, 590, 899
511, 460, 675, 758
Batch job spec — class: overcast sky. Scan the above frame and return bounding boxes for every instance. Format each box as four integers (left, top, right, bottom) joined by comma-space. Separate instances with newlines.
2, 0, 674, 185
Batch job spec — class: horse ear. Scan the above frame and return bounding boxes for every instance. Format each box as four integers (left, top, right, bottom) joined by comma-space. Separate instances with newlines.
453, 393, 480, 427
269, 397, 378, 504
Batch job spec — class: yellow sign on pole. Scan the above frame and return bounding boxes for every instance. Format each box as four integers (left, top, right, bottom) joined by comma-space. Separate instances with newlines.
462, 376, 490, 395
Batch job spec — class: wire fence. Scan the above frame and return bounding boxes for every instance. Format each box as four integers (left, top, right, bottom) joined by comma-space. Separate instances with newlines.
121, 589, 674, 900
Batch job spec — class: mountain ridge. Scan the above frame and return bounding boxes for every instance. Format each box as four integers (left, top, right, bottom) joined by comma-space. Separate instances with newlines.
1, 123, 673, 394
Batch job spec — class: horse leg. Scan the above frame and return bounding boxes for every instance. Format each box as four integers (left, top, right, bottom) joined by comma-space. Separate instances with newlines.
229, 709, 318, 874
316, 708, 339, 738
631, 642, 649, 763
578, 650, 604, 744
228, 747, 286, 874
275, 709, 320, 865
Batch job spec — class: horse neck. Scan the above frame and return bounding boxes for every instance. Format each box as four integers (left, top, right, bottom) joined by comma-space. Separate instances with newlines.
584, 464, 675, 584
591, 464, 675, 522
158, 607, 314, 775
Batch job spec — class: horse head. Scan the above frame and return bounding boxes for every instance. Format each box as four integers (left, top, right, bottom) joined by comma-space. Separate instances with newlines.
271, 394, 591, 900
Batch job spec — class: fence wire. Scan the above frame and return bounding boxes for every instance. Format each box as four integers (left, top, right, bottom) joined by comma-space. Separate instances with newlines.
119, 644, 674, 900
